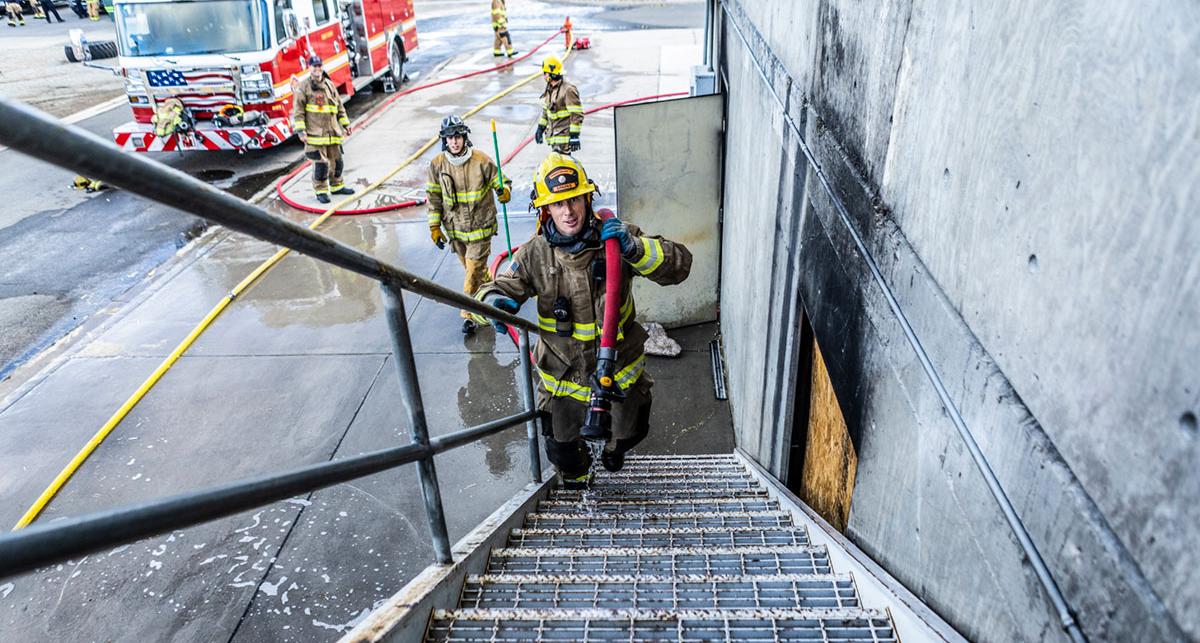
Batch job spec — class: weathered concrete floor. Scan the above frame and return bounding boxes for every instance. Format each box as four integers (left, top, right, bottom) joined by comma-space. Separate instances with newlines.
0, 27, 722, 642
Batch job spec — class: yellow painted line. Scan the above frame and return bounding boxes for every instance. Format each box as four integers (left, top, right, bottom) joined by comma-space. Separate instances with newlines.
12, 37, 573, 530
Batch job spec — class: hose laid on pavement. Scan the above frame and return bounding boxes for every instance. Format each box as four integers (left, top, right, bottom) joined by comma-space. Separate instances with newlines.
275, 28, 567, 215
12, 30, 578, 530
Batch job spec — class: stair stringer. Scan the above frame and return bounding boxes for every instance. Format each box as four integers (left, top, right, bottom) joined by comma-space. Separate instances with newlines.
340, 477, 557, 642
735, 448, 966, 642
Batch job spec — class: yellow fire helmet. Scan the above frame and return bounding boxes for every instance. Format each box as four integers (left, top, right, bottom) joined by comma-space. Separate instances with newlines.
541, 55, 564, 76
531, 152, 595, 209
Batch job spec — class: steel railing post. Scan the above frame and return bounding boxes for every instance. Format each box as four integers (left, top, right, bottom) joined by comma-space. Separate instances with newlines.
380, 282, 452, 565
517, 330, 543, 483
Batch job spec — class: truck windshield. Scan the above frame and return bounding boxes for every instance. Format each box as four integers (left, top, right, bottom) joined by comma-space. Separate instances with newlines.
116, 0, 270, 57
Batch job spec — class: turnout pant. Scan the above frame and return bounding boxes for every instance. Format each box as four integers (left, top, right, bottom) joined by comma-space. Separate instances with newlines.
39, 0, 62, 22
451, 238, 492, 318
306, 144, 344, 196
540, 377, 653, 478
6, 3, 24, 25
492, 28, 513, 55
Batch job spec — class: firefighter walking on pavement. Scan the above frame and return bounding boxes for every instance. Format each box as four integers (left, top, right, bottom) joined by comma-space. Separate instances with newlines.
476, 153, 692, 486
292, 56, 355, 204
426, 115, 512, 334
6, 1, 25, 26
535, 56, 583, 154
490, 0, 516, 57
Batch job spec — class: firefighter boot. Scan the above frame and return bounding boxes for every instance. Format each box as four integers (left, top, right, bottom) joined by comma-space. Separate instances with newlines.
600, 449, 625, 473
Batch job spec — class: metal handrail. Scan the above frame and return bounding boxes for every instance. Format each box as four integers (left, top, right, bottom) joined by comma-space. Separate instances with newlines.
0, 411, 535, 579
0, 100, 540, 335
0, 96, 547, 578
716, 2, 1087, 641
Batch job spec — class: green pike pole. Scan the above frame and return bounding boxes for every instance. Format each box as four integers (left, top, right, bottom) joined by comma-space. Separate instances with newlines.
490, 119, 514, 262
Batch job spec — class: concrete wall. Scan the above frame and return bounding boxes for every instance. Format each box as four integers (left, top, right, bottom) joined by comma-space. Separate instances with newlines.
714, 0, 1198, 641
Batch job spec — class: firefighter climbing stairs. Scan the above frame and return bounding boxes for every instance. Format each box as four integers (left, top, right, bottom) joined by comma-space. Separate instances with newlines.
423, 454, 907, 641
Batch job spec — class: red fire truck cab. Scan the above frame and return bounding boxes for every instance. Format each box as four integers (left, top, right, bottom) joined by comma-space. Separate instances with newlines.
112, 0, 417, 152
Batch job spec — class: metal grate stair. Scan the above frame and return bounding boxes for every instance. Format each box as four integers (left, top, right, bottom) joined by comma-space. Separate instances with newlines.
424, 454, 900, 641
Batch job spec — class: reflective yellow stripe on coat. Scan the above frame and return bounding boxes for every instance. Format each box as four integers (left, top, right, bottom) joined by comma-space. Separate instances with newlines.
631, 237, 666, 275
536, 296, 634, 342
538, 355, 646, 401
446, 224, 498, 242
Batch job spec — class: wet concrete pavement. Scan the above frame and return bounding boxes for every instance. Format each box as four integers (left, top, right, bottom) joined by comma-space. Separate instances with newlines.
0, 6, 724, 642
0, 0, 631, 381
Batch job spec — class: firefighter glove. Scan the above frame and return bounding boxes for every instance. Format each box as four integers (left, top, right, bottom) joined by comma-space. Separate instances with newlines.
535, 124, 546, 144
497, 180, 512, 204
568, 134, 581, 152
600, 217, 638, 259
485, 295, 521, 334
430, 226, 447, 249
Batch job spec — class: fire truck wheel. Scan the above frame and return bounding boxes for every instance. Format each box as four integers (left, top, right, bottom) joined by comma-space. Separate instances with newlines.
388, 40, 405, 85
86, 40, 119, 60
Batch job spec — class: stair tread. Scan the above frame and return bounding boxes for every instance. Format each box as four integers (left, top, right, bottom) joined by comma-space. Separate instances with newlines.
489, 545, 828, 556
537, 498, 779, 511
551, 487, 768, 499
426, 608, 897, 642
465, 573, 853, 584
508, 527, 806, 537
457, 573, 861, 611
526, 510, 790, 520
433, 607, 890, 619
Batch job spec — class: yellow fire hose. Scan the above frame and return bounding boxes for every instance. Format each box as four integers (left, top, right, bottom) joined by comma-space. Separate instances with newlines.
13, 42, 576, 530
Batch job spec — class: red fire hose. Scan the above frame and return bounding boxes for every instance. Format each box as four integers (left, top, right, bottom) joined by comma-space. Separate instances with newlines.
276, 28, 568, 215
487, 208, 623, 441
579, 207, 622, 440
500, 92, 688, 165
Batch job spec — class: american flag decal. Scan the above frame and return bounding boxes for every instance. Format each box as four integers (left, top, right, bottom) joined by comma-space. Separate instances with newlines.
146, 69, 188, 87
146, 68, 235, 87
144, 68, 239, 110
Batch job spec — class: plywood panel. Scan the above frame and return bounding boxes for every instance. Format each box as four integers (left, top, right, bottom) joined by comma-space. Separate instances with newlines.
799, 341, 857, 532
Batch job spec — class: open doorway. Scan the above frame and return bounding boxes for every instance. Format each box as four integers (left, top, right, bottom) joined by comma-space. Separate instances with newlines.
785, 311, 858, 532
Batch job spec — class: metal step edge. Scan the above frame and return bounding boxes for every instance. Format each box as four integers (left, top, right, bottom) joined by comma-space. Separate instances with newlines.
510, 526, 809, 536
464, 573, 854, 585
548, 493, 770, 502
594, 470, 753, 478
624, 454, 740, 459
488, 545, 829, 558
430, 607, 890, 621
552, 486, 768, 495
583, 476, 759, 483
538, 498, 779, 508
600, 465, 748, 470
525, 511, 793, 522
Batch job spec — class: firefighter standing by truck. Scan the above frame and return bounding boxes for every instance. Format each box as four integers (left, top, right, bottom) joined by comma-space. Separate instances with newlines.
490, 0, 516, 57
292, 56, 356, 204
475, 153, 692, 486
426, 115, 512, 335
535, 56, 583, 154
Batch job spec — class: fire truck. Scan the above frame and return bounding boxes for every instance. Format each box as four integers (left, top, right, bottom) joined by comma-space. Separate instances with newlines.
111, 0, 417, 152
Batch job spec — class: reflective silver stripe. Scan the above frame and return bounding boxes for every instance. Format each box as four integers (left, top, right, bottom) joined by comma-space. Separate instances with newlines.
631, 237, 664, 275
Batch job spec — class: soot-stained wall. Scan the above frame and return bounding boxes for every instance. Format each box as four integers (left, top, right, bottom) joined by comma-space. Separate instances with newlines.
714, 0, 1198, 641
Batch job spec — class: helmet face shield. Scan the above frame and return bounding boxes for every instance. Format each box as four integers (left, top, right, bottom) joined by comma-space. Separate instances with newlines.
439, 115, 471, 151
